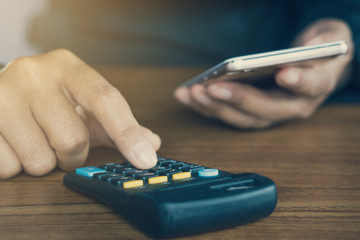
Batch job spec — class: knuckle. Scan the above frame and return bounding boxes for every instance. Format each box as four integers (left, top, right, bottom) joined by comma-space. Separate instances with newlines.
24, 154, 57, 177
8, 56, 38, 74
3, 56, 50, 89
48, 48, 78, 61
118, 124, 141, 138
47, 49, 83, 68
53, 128, 89, 154
11, 56, 35, 67
94, 83, 121, 99
92, 83, 124, 103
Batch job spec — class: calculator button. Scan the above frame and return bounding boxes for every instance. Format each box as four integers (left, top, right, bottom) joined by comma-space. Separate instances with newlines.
148, 166, 171, 173
111, 176, 134, 185
122, 162, 133, 167
169, 163, 185, 169
93, 171, 113, 179
158, 169, 182, 177
181, 166, 204, 173
114, 167, 136, 174
148, 176, 168, 184
107, 166, 125, 172
136, 172, 158, 181
94, 173, 117, 180
99, 163, 123, 171
172, 172, 191, 180
198, 169, 219, 177
159, 160, 177, 167
126, 170, 148, 177
157, 157, 168, 162
101, 174, 124, 182
99, 163, 116, 170
76, 167, 106, 177
123, 180, 144, 189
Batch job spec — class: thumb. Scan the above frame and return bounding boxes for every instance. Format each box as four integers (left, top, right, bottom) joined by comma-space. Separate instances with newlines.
275, 66, 335, 97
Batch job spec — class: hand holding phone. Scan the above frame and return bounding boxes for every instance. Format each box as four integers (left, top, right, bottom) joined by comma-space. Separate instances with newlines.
174, 19, 354, 129
182, 41, 348, 87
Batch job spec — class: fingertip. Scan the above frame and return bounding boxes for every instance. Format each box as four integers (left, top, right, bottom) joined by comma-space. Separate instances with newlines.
54, 131, 90, 171
113, 124, 159, 169
151, 132, 162, 151
174, 86, 191, 105
138, 126, 161, 151
129, 140, 158, 169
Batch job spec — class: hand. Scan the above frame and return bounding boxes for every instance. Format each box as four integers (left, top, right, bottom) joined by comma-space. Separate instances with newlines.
0, 49, 161, 179
174, 19, 354, 129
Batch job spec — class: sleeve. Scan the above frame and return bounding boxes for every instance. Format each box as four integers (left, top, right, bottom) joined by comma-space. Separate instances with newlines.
293, 0, 360, 90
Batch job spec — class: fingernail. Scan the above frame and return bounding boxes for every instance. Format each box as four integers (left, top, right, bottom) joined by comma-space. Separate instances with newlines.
132, 141, 157, 168
174, 87, 191, 105
208, 84, 232, 99
285, 69, 300, 85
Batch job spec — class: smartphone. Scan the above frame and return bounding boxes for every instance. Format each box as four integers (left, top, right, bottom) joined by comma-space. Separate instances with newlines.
182, 41, 348, 87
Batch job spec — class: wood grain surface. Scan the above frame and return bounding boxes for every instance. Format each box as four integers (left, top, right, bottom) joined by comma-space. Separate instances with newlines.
1, 66, 359, 240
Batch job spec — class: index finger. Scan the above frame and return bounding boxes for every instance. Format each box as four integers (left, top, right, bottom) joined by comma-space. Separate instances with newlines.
61, 59, 157, 169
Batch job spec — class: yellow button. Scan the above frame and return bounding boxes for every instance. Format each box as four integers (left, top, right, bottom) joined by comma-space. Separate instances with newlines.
123, 180, 143, 189
172, 172, 191, 180
148, 176, 168, 184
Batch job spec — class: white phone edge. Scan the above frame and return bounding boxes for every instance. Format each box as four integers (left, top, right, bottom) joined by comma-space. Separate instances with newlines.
182, 41, 348, 87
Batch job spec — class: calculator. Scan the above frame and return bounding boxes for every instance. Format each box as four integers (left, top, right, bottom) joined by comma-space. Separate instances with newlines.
63, 157, 277, 238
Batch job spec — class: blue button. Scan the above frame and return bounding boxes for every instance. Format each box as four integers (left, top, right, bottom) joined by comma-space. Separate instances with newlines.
198, 169, 219, 177
76, 167, 106, 177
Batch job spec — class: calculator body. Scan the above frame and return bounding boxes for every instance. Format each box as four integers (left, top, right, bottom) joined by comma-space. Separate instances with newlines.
63, 158, 277, 238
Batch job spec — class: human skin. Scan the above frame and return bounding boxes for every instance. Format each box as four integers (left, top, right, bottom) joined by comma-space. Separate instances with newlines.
0, 19, 353, 179
174, 19, 354, 129
0, 49, 161, 179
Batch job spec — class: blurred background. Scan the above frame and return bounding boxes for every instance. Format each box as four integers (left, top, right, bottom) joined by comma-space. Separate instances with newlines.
0, 0, 45, 63
0, 0, 297, 66
1, 0, 359, 101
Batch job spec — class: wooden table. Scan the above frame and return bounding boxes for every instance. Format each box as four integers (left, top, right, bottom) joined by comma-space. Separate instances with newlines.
1, 67, 360, 240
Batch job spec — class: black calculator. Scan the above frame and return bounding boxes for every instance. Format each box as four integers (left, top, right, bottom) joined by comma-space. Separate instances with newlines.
63, 157, 277, 238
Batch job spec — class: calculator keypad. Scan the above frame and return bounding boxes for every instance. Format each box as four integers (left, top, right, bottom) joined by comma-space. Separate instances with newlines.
75, 157, 220, 189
